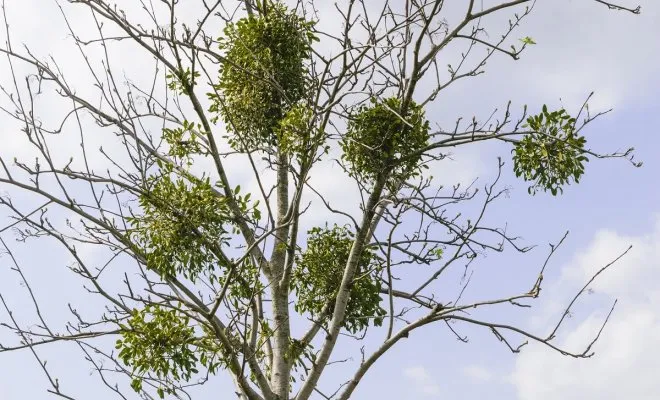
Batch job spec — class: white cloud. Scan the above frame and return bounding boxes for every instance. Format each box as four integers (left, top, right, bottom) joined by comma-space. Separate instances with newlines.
462, 365, 493, 383
403, 366, 441, 397
512, 1, 660, 110
511, 217, 660, 400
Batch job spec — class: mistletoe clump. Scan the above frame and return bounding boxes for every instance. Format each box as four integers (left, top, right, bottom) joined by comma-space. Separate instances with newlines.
276, 103, 321, 159
117, 305, 234, 398
129, 175, 232, 281
341, 97, 430, 191
292, 225, 386, 334
513, 105, 588, 195
211, 3, 317, 151
116, 306, 199, 397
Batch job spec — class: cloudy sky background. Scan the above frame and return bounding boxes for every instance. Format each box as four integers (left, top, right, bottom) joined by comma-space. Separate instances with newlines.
1, 0, 659, 399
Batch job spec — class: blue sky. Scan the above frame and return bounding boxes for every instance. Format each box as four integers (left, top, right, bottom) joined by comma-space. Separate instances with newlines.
1, 1, 659, 399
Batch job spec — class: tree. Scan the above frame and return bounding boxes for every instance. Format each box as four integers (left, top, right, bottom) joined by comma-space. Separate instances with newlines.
0, 0, 643, 399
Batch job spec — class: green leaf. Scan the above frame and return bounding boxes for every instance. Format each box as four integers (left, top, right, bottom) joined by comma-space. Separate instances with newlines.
518, 36, 536, 45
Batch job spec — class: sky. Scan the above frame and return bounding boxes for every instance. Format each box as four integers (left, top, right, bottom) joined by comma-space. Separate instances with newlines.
1, 0, 659, 399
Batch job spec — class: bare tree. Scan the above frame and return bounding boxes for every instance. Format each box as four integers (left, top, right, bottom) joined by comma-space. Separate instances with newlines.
0, 0, 643, 399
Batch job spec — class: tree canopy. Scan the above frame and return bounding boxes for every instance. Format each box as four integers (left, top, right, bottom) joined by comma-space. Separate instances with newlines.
0, 1, 643, 399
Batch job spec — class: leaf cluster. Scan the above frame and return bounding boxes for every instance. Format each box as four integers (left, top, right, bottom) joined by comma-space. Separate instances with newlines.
292, 225, 386, 334
116, 306, 198, 398
166, 68, 200, 95
211, 2, 317, 151
341, 97, 430, 191
162, 120, 205, 161
513, 105, 588, 195
276, 103, 325, 162
129, 175, 231, 281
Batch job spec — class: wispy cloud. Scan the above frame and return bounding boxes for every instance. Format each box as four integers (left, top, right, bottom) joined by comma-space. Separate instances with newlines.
462, 365, 493, 383
512, 216, 660, 400
403, 366, 441, 397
